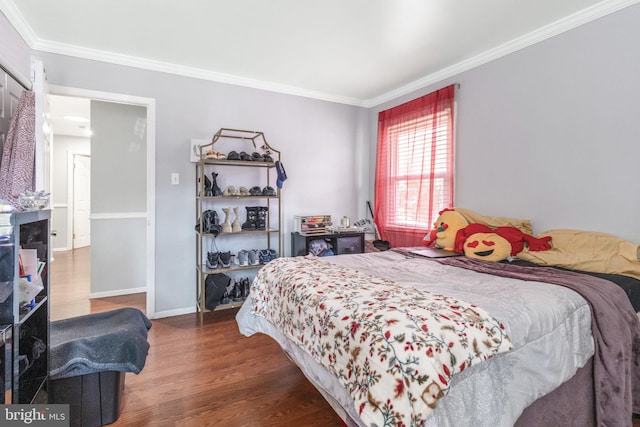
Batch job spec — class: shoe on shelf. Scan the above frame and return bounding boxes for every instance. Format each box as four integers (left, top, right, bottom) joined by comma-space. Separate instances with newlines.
205, 150, 226, 160
263, 154, 274, 162
242, 207, 258, 231
237, 250, 248, 266
220, 289, 230, 305
221, 207, 233, 233
211, 172, 223, 196
207, 252, 219, 269
267, 248, 278, 261
249, 186, 262, 196
231, 281, 243, 301
241, 278, 250, 298
222, 186, 236, 196
248, 249, 259, 266
262, 186, 276, 197
239, 186, 250, 196
259, 249, 270, 264
239, 151, 252, 161
251, 152, 264, 161
256, 206, 268, 230
219, 251, 232, 268
227, 151, 240, 160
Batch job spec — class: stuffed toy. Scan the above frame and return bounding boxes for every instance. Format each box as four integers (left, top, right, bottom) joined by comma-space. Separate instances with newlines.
454, 223, 552, 262
424, 208, 552, 262
423, 208, 469, 250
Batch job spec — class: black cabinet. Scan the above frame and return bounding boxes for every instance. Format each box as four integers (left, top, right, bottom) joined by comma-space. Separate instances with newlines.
0, 324, 10, 403
0, 209, 50, 404
291, 232, 364, 257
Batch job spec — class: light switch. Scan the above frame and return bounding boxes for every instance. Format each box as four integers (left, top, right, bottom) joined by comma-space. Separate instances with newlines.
171, 173, 179, 185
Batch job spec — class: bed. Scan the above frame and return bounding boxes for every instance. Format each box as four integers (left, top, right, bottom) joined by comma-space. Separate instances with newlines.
237, 240, 640, 426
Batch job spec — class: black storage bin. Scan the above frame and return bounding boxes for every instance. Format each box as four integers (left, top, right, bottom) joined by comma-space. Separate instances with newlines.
48, 308, 151, 427
48, 371, 125, 427
335, 236, 364, 255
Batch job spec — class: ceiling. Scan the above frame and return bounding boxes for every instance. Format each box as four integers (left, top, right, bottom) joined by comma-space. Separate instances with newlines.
2, 0, 638, 109
47, 95, 91, 138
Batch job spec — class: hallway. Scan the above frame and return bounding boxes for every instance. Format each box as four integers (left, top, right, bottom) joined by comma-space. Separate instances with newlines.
49, 246, 145, 321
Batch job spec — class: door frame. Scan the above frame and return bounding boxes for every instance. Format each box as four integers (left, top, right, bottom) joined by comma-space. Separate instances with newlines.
50, 84, 157, 319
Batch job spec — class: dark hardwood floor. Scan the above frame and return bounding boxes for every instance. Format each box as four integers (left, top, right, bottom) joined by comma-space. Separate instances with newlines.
50, 248, 343, 426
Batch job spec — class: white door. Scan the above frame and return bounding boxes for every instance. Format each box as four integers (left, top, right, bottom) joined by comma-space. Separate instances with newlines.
73, 154, 91, 248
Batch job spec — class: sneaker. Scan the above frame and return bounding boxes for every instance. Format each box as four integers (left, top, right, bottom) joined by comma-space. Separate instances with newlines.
239, 186, 250, 196
206, 252, 219, 269
262, 186, 276, 196
267, 248, 278, 261
259, 249, 270, 264
219, 251, 232, 268
237, 250, 248, 266
248, 249, 259, 266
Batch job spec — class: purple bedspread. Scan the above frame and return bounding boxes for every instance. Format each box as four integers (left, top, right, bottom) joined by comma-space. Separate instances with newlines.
436, 257, 640, 426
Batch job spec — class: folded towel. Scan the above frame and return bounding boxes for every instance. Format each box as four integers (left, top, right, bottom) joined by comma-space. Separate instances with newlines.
50, 307, 152, 380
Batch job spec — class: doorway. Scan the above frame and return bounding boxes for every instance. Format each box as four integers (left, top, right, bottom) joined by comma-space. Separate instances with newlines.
48, 85, 156, 318
71, 153, 91, 248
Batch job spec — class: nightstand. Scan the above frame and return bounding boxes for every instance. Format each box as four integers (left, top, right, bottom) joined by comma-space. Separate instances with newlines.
291, 232, 365, 257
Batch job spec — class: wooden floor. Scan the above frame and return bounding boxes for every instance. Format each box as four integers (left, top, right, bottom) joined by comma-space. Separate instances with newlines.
50, 247, 343, 426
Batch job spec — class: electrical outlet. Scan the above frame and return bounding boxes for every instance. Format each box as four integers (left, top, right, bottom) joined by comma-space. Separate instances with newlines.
171, 173, 179, 185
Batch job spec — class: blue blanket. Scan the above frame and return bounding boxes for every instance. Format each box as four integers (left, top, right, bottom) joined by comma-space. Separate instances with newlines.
50, 307, 152, 380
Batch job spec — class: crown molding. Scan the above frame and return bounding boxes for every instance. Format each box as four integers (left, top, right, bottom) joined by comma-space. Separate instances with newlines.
0, 0, 37, 45
365, 0, 640, 107
32, 38, 367, 107
3, 0, 639, 108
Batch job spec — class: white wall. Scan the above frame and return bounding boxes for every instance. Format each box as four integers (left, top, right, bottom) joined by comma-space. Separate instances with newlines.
50, 134, 90, 250
369, 3, 640, 243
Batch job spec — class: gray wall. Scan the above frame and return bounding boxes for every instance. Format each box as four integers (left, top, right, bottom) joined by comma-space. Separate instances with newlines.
33, 51, 364, 315
90, 100, 147, 295
369, 3, 640, 243
90, 100, 146, 213
0, 10, 30, 83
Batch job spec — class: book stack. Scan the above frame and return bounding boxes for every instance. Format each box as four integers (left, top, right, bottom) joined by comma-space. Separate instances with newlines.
293, 215, 332, 235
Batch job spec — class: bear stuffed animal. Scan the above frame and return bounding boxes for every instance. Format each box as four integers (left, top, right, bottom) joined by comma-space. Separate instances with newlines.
423, 208, 469, 251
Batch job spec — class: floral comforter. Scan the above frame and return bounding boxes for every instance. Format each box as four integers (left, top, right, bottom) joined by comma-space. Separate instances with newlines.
251, 256, 513, 426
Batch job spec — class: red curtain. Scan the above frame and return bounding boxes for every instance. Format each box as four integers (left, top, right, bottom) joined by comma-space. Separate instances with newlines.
374, 85, 455, 248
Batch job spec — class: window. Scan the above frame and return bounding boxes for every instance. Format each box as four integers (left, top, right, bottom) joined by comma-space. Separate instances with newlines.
374, 85, 455, 247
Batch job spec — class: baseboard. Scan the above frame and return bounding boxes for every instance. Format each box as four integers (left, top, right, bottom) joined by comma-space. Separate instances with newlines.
152, 306, 196, 319
89, 287, 147, 299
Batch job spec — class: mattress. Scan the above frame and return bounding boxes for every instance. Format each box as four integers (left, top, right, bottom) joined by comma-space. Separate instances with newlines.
237, 250, 597, 426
